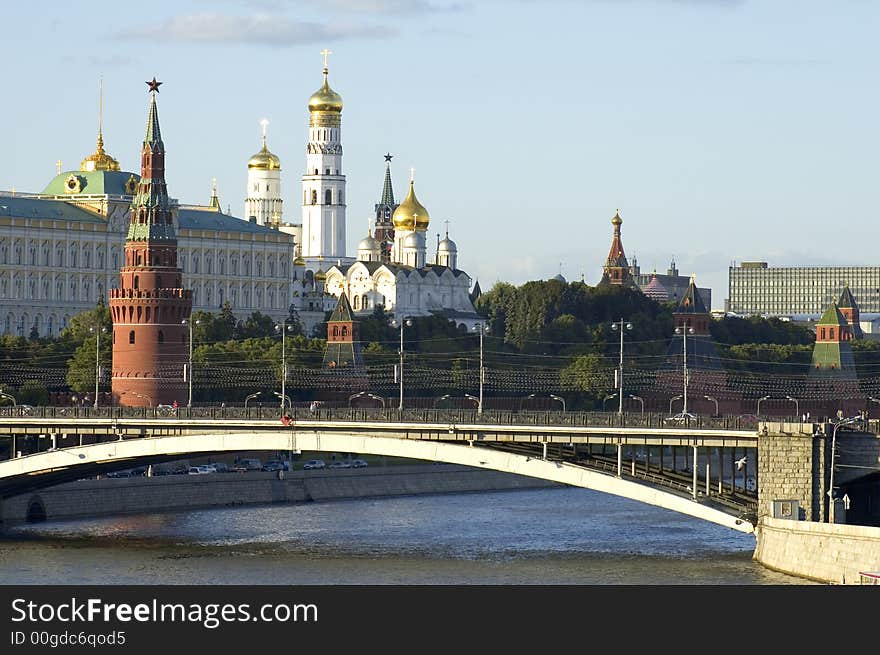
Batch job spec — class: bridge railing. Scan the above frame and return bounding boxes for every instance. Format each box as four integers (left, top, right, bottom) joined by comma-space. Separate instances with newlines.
0, 405, 773, 431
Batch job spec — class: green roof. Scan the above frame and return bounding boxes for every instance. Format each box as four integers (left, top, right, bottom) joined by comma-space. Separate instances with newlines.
675, 279, 708, 314
838, 286, 858, 309
810, 341, 856, 376
177, 207, 289, 236
816, 302, 847, 327
0, 195, 104, 223
328, 292, 355, 323
41, 170, 140, 197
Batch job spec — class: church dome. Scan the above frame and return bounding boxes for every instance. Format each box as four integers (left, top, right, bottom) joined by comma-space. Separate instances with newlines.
80, 133, 120, 172
643, 272, 669, 302
403, 232, 421, 249
248, 143, 281, 170
358, 233, 379, 251
392, 181, 430, 231
314, 268, 327, 281
308, 72, 343, 113
552, 273, 567, 283
438, 236, 457, 253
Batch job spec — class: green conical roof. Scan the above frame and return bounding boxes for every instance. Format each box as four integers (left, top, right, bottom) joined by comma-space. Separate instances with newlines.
328, 292, 355, 323
816, 301, 847, 327
838, 285, 857, 310
676, 278, 707, 314
380, 160, 395, 207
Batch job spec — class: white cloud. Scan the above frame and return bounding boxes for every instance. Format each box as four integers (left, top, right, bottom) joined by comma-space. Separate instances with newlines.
117, 12, 394, 46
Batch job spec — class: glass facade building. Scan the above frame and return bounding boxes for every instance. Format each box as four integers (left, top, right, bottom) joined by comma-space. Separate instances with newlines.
727, 262, 880, 316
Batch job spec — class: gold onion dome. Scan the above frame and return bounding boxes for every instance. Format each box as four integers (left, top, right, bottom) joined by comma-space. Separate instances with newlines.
308, 69, 343, 113
611, 210, 622, 226
314, 268, 327, 281
248, 143, 281, 170
80, 133, 120, 172
392, 181, 430, 231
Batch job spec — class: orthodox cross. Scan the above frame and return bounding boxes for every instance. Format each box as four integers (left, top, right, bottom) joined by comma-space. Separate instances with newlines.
56, 160, 63, 174
320, 49, 333, 69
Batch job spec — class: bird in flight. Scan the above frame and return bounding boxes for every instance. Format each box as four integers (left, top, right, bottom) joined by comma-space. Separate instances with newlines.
735, 456, 747, 470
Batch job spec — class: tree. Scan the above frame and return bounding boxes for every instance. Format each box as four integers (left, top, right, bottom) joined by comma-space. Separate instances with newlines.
235, 312, 276, 339
64, 305, 112, 394
17, 379, 49, 406
560, 353, 613, 406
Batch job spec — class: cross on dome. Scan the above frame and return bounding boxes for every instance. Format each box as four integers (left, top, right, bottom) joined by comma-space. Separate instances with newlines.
320, 48, 333, 70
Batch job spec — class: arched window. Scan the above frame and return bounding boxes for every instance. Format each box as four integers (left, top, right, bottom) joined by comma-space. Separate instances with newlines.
311, 190, 317, 205
332, 326, 339, 337
129, 330, 135, 344
134, 275, 139, 290
341, 326, 348, 337
325, 189, 332, 205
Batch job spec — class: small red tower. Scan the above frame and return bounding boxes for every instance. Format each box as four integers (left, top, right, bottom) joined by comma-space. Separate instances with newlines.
109, 79, 192, 407
599, 210, 636, 288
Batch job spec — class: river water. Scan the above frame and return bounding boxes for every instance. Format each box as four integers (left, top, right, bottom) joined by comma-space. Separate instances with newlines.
0, 487, 808, 584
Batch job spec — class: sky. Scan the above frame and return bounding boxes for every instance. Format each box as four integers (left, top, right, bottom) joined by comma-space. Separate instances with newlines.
2, 0, 879, 310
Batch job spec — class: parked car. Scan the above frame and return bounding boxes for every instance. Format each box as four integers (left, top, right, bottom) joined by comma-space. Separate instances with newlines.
211, 462, 229, 473
199, 464, 218, 473
237, 458, 262, 471
351, 459, 368, 468
262, 461, 284, 472
303, 459, 326, 470
187, 466, 208, 475
328, 461, 351, 469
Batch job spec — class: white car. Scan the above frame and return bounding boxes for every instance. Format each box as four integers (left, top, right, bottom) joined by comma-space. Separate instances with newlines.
187, 466, 209, 475
303, 459, 326, 470
351, 459, 368, 468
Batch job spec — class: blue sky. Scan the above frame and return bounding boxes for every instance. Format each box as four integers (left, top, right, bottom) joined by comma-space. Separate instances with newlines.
2, 1, 878, 310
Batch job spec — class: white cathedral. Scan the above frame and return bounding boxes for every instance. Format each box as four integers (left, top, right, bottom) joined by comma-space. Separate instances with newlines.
243, 54, 482, 332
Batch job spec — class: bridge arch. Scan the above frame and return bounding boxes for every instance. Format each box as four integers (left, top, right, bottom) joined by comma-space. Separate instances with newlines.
0, 430, 755, 534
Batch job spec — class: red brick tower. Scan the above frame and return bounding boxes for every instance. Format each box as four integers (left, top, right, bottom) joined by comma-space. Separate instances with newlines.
598, 210, 636, 288
109, 79, 192, 407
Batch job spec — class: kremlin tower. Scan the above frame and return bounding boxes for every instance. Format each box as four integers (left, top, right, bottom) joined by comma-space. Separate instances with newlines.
373, 154, 398, 263
109, 79, 193, 407
599, 210, 636, 288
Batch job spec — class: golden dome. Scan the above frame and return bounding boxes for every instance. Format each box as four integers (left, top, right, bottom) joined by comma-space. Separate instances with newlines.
392, 181, 430, 231
80, 133, 120, 172
314, 268, 327, 281
611, 210, 622, 226
248, 143, 281, 170
308, 69, 343, 113
294, 255, 306, 266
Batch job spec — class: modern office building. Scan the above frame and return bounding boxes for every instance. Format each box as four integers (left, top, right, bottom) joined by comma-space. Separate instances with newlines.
727, 261, 880, 316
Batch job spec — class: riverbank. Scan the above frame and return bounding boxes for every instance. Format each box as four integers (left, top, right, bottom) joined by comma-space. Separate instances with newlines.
1, 464, 557, 527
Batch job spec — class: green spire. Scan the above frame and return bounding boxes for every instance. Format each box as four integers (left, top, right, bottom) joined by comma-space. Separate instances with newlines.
328, 292, 355, 323
676, 277, 708, 314
144, 93, 163, 149
837, 285, 857, 309
380, 156, 395, 207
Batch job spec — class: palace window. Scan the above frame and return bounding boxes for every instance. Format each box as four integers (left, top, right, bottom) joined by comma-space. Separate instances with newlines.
129, 330, 135, 344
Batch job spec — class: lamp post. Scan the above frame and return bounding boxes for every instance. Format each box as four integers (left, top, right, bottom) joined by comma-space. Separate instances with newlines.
828, 415, 859, 523
181, 318, 201, 408
611, 319, 633, 415
391, 317, 412, 411
0, 390, 17, 407
669, 395, 682, 415
472, 322, 489, 414
464, 393, 479, 410
704, 395, 718, 416
89, 325, 106, 409
549, 394, 566, 412
757, 395, 771, 417
673, 322, 694, 414
603, 393, 617, 411
785, 395, 799, 419
244, 391, 261, 408
629, 395, 644, 414
275, 319, 294, 411
273, 390, 291, 411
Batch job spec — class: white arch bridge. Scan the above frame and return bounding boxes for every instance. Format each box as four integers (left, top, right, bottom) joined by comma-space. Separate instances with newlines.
0, 417, 759, 533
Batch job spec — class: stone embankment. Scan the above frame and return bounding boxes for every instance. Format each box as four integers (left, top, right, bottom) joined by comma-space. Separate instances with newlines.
2, 464, 556, 526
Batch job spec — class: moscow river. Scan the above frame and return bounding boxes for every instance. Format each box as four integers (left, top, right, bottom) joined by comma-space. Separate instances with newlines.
0, 487, 807, 584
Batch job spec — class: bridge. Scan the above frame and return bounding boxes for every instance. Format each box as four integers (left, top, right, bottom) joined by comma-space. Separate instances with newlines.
0, 407, 771, 533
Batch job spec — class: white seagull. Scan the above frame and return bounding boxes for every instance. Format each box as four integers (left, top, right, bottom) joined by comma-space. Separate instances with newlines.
735, 456, 747, 471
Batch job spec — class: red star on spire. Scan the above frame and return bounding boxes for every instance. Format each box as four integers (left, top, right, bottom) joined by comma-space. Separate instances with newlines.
146, 77, 162, 93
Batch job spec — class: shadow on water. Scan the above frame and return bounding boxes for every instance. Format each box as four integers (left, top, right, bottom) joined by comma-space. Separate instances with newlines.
0, 487, 810, 584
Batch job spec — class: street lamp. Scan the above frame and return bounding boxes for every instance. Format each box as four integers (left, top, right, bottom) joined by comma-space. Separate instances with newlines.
245, 391, 261, 408
757, 395, 771, 417
472, 322, 489, 415
673, 322, 695, 414
629, 395, 644, 414
273, 390, 291, 410
181, 318, 201, 408
549, 394, 566, 412
611, 318, 633, 415
391, 317, 412, 411
0, 389, 17, 407
350, 391, 385, 408
89, 325, 107, 409
603, 393, 617, 411
464, 393, 479, 410
785, 395, 799, 419
704, 395, 718, 416
669, 394, 682, 414
274, 320, 295, 412
828, 415, 859, 523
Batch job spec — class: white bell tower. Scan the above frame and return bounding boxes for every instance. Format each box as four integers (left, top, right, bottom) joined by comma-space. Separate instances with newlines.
301, 50, 348, 265
245, 118, 283, 227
